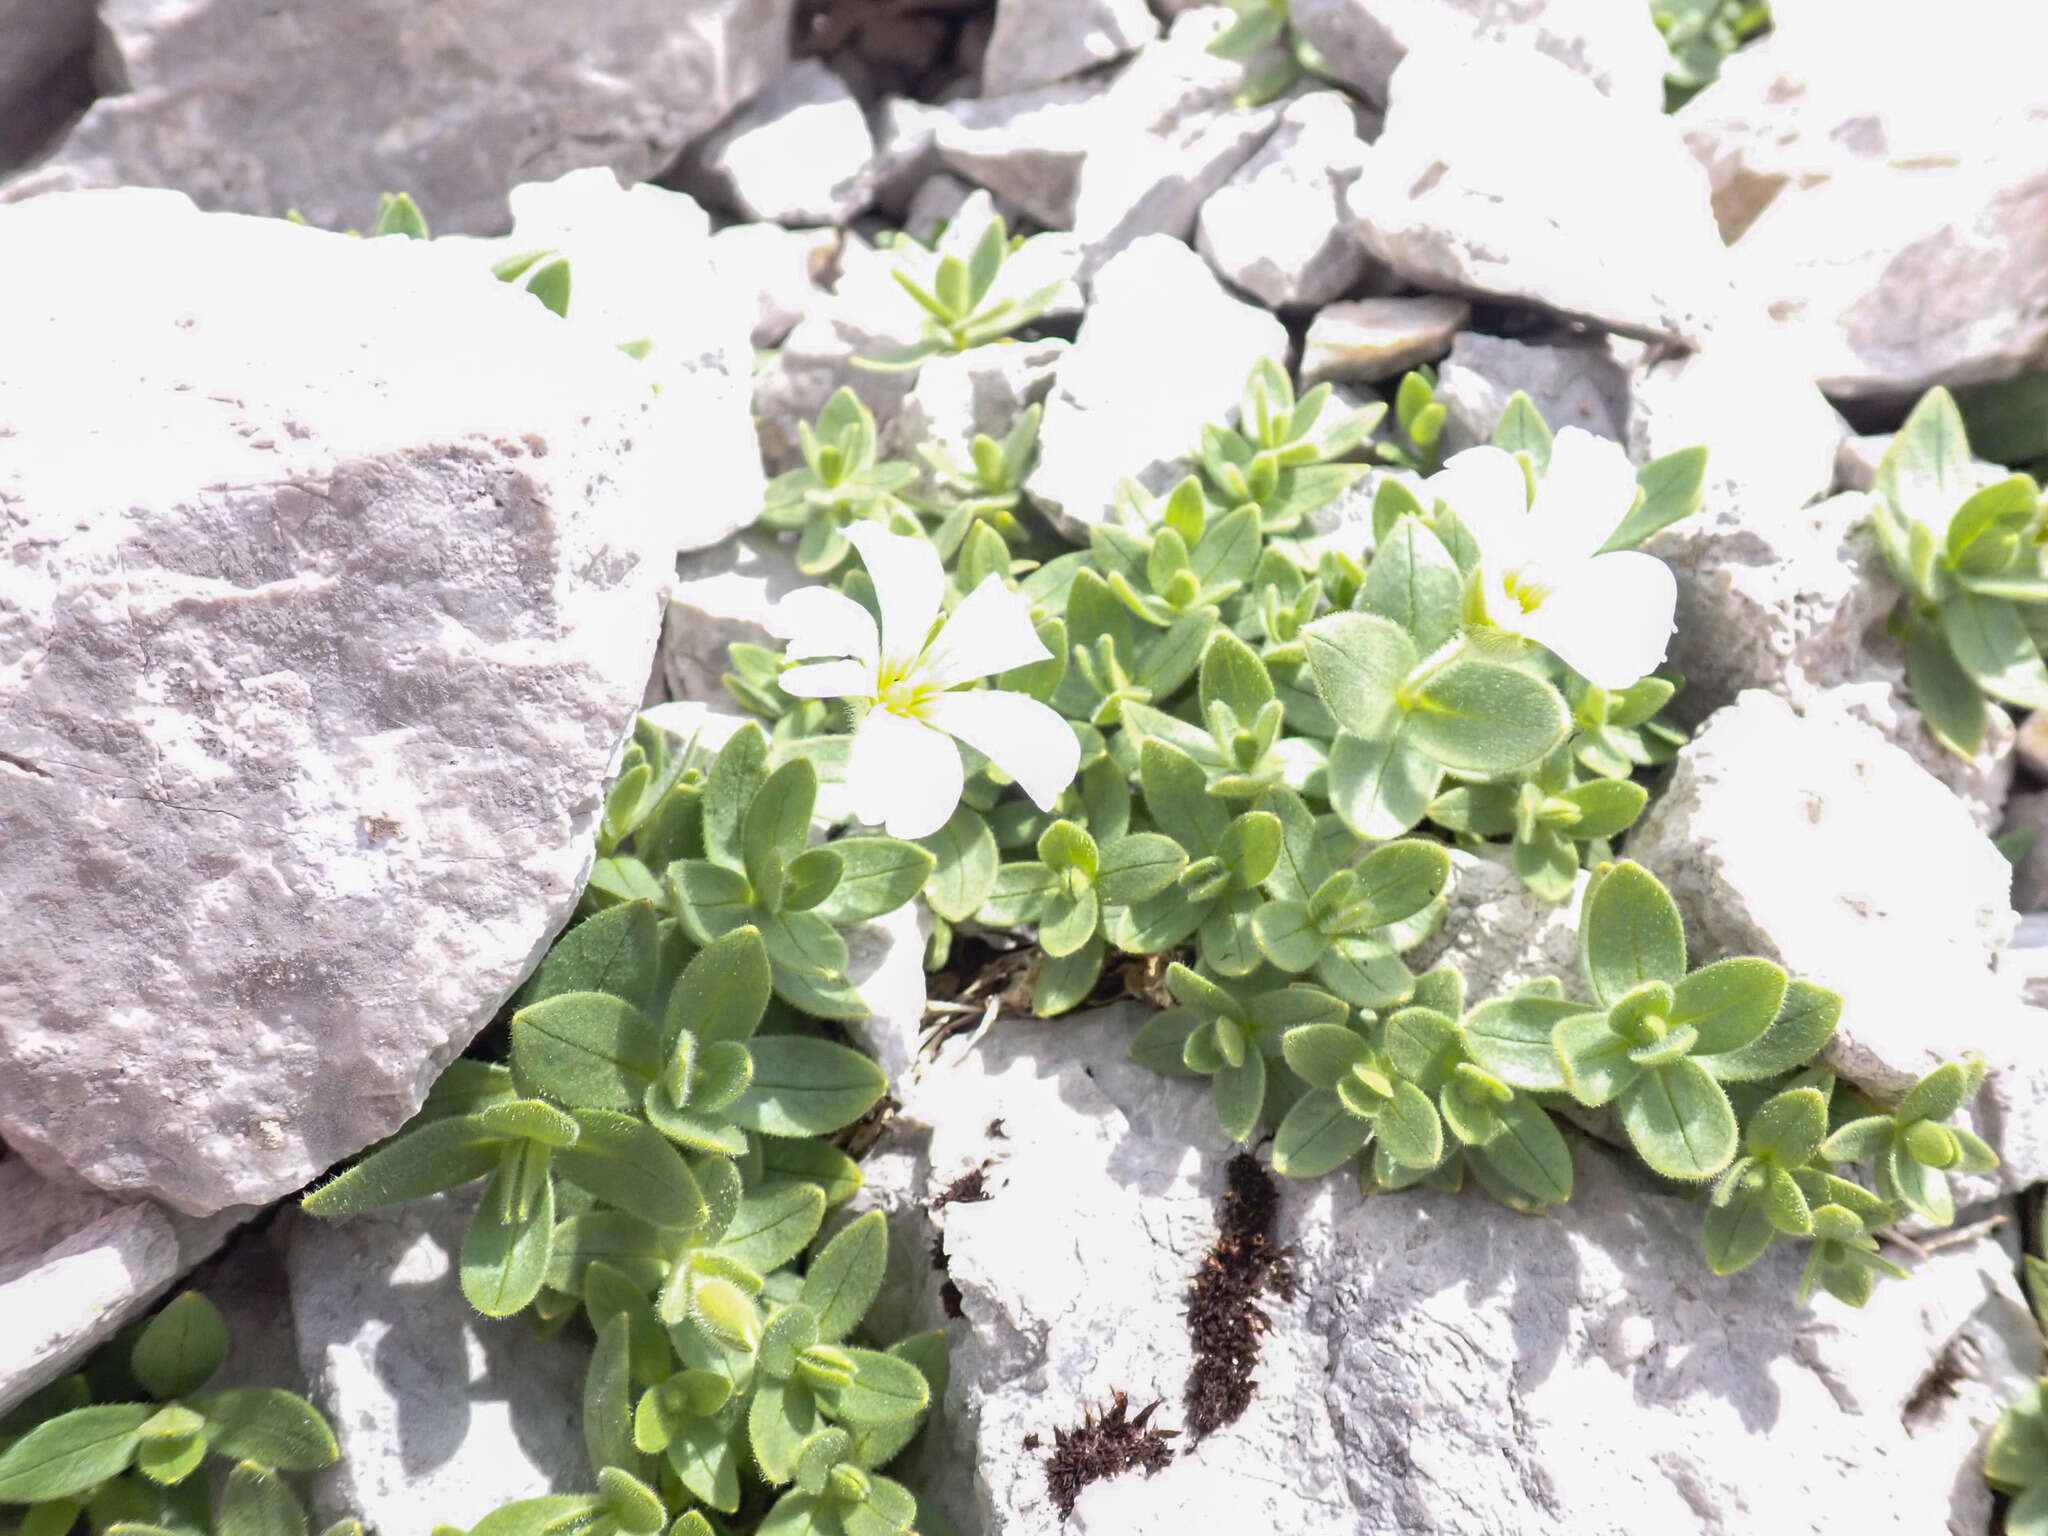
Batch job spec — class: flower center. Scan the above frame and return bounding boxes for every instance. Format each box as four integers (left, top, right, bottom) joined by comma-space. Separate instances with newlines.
877, 662, 931, 716
1501, 566, 1550, 615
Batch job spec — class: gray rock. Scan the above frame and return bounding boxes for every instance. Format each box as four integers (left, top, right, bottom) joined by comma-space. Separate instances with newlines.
2005, 788, 2048, 913
287, 1194, 591, 1534
1291, 0, 1671, 115
2019, 710, 2048, 782
0, 1158, 247, 1413
1677, 0, 2048, 243
686, 60, 875, 227
1195, 92, 1376, 311
1067, 9, 1284, 277
1028, 234, 1287, 537
0, 0, 91, 148
1729, 154, 2048, 400
0, 0, 795, 234
1410, 849, 1591, 1004
706, 221, 841, 350
900, 172, 979, 243
886, 337, 1068, 482
1800, 668, 2016, 837
1628, 693, 2035, 1148
0, 190, 678, 1215
1348, 44, 1735, 346
980, 0, 1159, 95
925, 79, 1104, 229
868, 1002, 2037, 1535
1435, 331, 1633, 453
657, 530, 806, 707
1300, 294, 1469, 386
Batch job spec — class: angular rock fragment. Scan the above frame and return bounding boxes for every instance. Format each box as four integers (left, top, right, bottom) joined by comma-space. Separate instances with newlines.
0, 189, 680, 1214
980, 0, 1159, 96
683, 59, 875, 227
1, 0, 796, 233
1434, 330, 1632, 453
1299, 294, 1468, 387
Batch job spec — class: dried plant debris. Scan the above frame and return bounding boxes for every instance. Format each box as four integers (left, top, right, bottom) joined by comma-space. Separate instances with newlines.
931, 1166, 992, 1209
1043, 1392, 1177, 1519
1184, 1152, 1294, 1439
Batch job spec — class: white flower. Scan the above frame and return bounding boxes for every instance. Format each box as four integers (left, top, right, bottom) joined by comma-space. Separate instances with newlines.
1424, 427, 1677, 690
769, 524, 1081, 840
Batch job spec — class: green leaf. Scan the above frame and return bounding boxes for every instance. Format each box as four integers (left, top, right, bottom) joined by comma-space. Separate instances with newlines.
1326, 729, 1440, 839
190, 1390, 336, 1472
1215, 812, 1282, 889
470, 1499, 601, 1536
812, 838, 937, 925
301, 1115, 505, 1217
1896, 1061, 1973, 1125
718, 1184, 829, 1275
1212, 1049, 1267, 1143
1553, 778, 1647, 840
461, 1160, 555, 1317
1578, 861, 1686, 1006
1668, 957, 1787, 1057
516, 901, 661, 1011
1303, 613, 1416, 738
1745, 1087, 1829, 1165
801, 1211, 888, 1344
130, 1294, 229, 1401
1404, 657, 1569, 776
1942, 591, 2048, 707
1096, 833, 1188, 905
1376, 1079, 1445, 1170
1618, 1059, 1738, 1180
1251, 901, 1327, 973
824, 1350, 931, 1428
702, 723, 771, 872
1459, 995, 1586, 1092
1279, 1024, 1371, 1089
1140, 737, 1228, 855
1905, 620, 1988, 756
672, 860, 758, 943
751, 1378, 823, 1484
1128, 1008, 1202, 1078
511, 992, 661, 1112
1552, 1010, 1641, 1106
918, 807, 1000, 923
730, 1037, 887, 1137
760, 908, 851, 979
1944, 474, 2040, 562
1696, 978, 1841, 1082
1426, 782, 1518, 838
1271, 1088, 1371, 1178
1033, 935, 1106, 1017
1200, 629, 1276, 720
1360, 517, 1462, 653
759, 1139, 864, 1206
217, 1463, 306, 1536
1348, 839, 1451, 930
1472, 1097, 1572, 1206
744, 760, 819, 892
669, 926, 772, 1052
583, 1314, 638, 1479
0, 1406, 156, 1501
1703, 1168, 1778, 1275
553, 1110, 708, 1231
1874, 387, 1973, 533
1492, 393, 1553, 473
1599, 446, 1706, 553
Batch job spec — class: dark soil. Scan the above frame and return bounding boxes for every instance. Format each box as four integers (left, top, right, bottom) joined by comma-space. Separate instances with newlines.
1043, 1391, 1176, 1518
1183, 1152, 1294, 1440
929, 1231, 964, 1319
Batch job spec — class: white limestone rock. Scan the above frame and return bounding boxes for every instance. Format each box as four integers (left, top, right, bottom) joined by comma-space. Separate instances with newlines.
1628, 693, 2040, 1195
1291, 0, 1671, 115
865, 1002, 2038, 1535
0, 0, 795, 234
1435, 331, 1633, 453
0, 189, 679, 1215
1348, 44, 1735, 346
656, 529, 806, 707
1195, 92, 1376, 311
706, 221, 841, 350
980, 0, 1159, 96
1800, 670, 2016, 838
686, 60, 876, 227
287, 1194, 590, 1533
1066, 9, 1284, 277
886, 338, 1068, 484
1300, 294, 1468, 386
0, 1159, 244, 1413
1409, 849, 1590, 1004
1027, 235, 1287, 538
923, 79, 1104, 229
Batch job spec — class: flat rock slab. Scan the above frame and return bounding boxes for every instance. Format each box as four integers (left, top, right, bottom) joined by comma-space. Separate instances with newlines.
1, 0, 794, 233
0, 189, 677, 1215
871, 1005, 2033, 1535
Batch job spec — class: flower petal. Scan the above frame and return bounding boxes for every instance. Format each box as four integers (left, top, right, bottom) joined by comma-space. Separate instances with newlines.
917, 575, 1052, 689
1425, 446, 1531, 564
1519, 550, 1678, 690
778, 659, 878, 700
1529, 427, 1642, 561
919, 690, 1080, 812
845, 523, 945, 674
769, 585, 880, 667
846, 706, 964, 840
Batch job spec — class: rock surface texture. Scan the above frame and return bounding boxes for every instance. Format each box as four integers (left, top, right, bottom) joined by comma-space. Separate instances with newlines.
866, 1004, 2037, 1535
0, 190, 682, 1215
2, 0, 795, 232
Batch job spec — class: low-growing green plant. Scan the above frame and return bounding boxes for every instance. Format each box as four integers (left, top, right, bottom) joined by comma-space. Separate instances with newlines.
1866, 386, 2048, 758
1204, 0, 1337, 108
0, 1292, 345, 1536
1651, 0, 1770, 109
1985, 1379, 2048, 1535
758, 389, 919, 576
857, 200, 1065, 372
